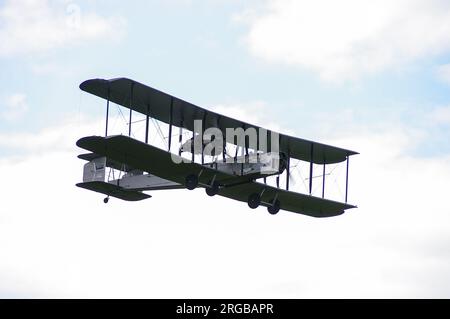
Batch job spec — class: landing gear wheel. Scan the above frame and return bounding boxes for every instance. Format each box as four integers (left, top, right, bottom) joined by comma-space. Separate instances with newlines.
205, 181, 220, 197
103, 197, 109, 204
248, 193, 261, 209
185, 174, 199, 190
268, 199, 281, 215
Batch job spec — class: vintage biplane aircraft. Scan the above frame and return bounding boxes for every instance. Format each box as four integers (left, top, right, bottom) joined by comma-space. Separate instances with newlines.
76, 78, 358, 217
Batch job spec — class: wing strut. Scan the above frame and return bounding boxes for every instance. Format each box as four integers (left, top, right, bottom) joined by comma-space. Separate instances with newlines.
243, 125, 248, 175
168, 97, 174, 152
178, 118, 183, 156
345, 155, 349, 203
322, 163, 326, 199
216, 116, 226, 162
309, 143, 314, 194
128, 82, 134, 137
145, 104, 150, 144
286, 147, 291, 191
201, 111, 206, 164
222, 130, 226, 162
191, 129, 195, 163
105, 85, 110, 137
245, 125, 249, 157
256, 128, 260, 163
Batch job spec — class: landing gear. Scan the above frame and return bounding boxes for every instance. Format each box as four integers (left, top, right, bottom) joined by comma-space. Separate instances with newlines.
103, 196, 109, 204
247, 193, 261, 209
268, 199, 280, 215
185, 174, 199, 190
205, 181, 220, 197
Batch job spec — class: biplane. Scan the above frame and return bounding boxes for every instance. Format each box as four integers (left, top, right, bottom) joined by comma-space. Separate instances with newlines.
76, 78, 358, 217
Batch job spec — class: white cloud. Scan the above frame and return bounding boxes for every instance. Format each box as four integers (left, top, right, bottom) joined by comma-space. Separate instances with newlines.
0, 114, 102, 153
236, 0, 450, 82
436, 63, 450, 86
429, 106, 450, 125
1, 111, 450, 298
1, 93, 29, 121
212, 101, 294, 135
30, 62, 77, 76
0, 0, 126, 57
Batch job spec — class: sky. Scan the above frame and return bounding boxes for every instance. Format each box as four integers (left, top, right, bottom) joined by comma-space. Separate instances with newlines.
1, 0, 450, 298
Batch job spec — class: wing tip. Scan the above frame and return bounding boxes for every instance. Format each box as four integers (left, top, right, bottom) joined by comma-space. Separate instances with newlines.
79, 77, 135, 92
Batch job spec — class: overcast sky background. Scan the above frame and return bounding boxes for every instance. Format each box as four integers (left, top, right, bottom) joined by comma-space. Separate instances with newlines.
1, 0, 450, 298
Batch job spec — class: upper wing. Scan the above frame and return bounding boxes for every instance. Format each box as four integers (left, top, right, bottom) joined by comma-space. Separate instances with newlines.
77, 135, 355, 217
80, 78, 358, 164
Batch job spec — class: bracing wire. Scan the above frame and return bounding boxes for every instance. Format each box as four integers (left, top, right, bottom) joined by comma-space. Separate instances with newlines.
115, 105, 137, 139
152, 118, 168, 148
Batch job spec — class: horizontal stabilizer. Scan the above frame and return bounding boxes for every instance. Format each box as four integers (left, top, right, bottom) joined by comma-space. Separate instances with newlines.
76, 181, 151, 201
